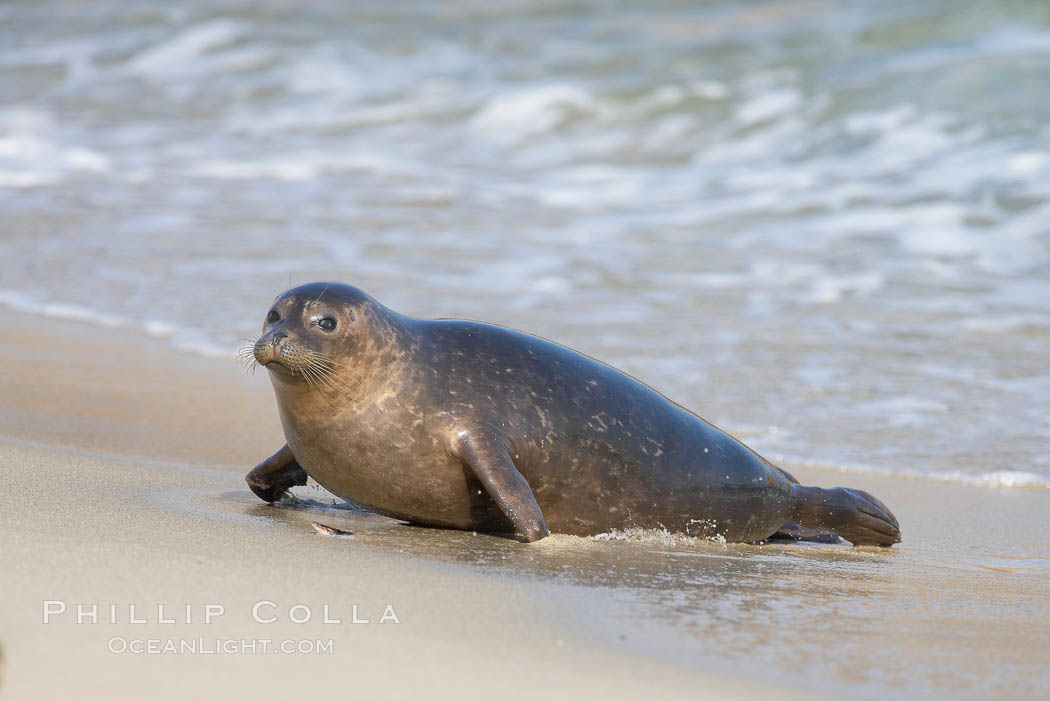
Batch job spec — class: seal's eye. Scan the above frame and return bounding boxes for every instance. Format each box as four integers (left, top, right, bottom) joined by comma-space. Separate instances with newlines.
266, 310, 280, 324
317, 317, 337, 332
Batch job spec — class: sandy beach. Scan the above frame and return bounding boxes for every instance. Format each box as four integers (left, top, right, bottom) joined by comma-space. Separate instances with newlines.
4, 1, 1050, 698
1, 308, 1047, 700
0, 309, 821, 700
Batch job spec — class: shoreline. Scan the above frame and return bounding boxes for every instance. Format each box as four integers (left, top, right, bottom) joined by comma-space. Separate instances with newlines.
1, 307, 1047, 699
4, 298, 1046, 492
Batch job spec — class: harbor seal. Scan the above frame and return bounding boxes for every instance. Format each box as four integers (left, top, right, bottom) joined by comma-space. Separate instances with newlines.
246, 282, 900, 546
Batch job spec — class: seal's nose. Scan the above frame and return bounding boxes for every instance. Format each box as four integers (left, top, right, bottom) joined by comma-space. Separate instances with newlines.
271, 332, 287, 347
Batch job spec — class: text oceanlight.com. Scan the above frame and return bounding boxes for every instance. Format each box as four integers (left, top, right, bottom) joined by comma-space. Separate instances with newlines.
107, 637, 334, 655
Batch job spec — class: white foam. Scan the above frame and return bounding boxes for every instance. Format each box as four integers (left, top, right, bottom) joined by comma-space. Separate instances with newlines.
788, 459, 1050, 491
532, 165, 646, 209
1005, 151, 1048, 176
0, 290, 37, 313
642, 85, 685, 109
0, 289, 239, 360
872, 397, 951, 414
959, 315, 1050, 334
976, 26, 1050, 57
0, 107, 111, 187
286, 56, 361, 95
0, 135, 111, 173
529, 276, 572, 293
172, 338, 240, 360
898, 226, 977, 259
0, 290, 131, 328
593, 527, 724, 548
0, 171, 59, 188
145, 320, 176, 338
192, 158, 317, 181
812, 204, 981, 260
734, 88, 801, 125
864, 116, 963, 173
693, 116, 806, 164
38, 303, 128, 328
65, 147, 110, 172
128, 19, 245, 76
470, 84, 597, 141
724, 166, 816, 192
640, 115, 697, 150
0, 107, 53, 132
688, 80, 730, 100
689, 272, 750, 289
749, 260, 824, 284
844, 104, 918, 135
804, 272, 885, 303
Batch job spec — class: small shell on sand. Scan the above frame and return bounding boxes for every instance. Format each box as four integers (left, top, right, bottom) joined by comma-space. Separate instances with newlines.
311, 521, 354, 538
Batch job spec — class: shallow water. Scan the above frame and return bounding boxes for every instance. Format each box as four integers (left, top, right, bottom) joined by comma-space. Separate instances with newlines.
2, 0, 1048, 492
214, 481, 1050, 699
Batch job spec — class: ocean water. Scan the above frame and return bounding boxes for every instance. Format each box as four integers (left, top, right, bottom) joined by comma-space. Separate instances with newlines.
1, 0, 1048, 497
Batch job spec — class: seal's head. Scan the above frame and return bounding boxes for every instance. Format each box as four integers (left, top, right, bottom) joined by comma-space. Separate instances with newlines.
252, 282, 382, 386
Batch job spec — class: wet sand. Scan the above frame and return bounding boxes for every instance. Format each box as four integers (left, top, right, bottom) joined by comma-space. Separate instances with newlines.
1, 308, 1046, 699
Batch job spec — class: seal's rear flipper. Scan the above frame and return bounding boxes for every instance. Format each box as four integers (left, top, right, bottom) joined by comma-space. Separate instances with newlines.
246, 444, 308, 503
766, 521, 842, 544
791, 485, 901, 547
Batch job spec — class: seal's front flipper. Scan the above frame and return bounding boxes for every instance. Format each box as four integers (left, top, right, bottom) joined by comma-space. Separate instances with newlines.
454, 429, 549, 543
246, 444, 308, 503
791, 485, 901, 547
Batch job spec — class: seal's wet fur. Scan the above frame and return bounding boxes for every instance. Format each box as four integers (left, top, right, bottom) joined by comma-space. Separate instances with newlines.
247, 282, 900, 546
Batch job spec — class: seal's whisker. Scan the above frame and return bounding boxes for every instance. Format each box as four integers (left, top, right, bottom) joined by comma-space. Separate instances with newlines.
300, 351, 348, 377
304, 368, 321, 391
314, 366, 349, 393
301, 365, 338, 409
303, 354, 360, 383
303, 356, 357, 395
312, 361, 364, 381
296, 360, 312, 385
236, 335, 263, 371
305, 366, 329, 395
313, 283, 332, 304
307, 350, 354, 365
302, 359, 340, 391
311, 364, 362, 391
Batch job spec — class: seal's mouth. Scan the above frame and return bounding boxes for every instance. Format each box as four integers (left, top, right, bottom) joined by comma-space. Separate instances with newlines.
244, 332, 345, 390
259, 357, 297, 377
253, 340, 298, 375
239, 335, 305, 380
